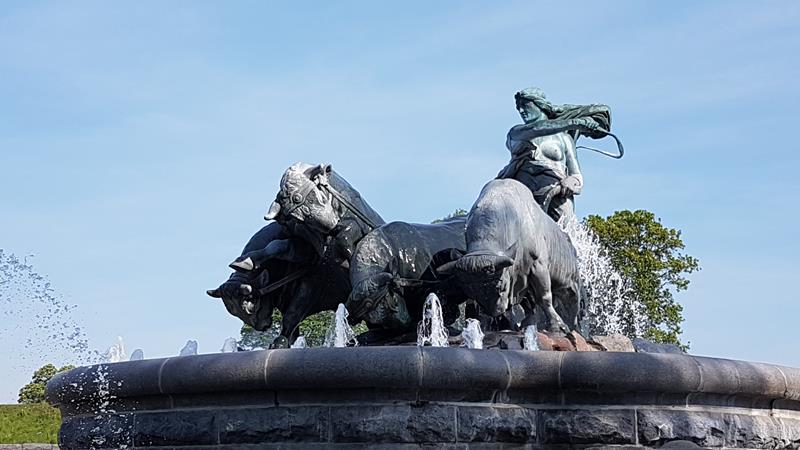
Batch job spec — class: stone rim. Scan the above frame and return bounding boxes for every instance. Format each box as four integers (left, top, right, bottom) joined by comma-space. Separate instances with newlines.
46, 348, 800, 409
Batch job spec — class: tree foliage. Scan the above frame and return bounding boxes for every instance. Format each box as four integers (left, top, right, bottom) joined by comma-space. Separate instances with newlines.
18, 364, 75, 404
238, 310, 367, 349
585, 210, 699, 347
431, 208, 468, 224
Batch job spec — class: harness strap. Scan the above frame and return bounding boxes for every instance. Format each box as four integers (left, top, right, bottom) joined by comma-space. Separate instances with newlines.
320, 183, 380, 230
257, 267, 309, 296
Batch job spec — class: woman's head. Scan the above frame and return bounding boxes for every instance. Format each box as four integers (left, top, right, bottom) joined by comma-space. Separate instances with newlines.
515, 87, 552, 123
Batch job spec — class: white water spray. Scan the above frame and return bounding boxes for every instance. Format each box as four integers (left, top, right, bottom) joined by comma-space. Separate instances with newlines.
102, 336, 127, 363
417, 293, 448, 347
129, 349, 144, 361
179, 340, 198, 356
290, 336, 308, 349
460, 318, 484, 349
324, 304, 358, 347
559, 217, 646, 337
221, 337, 238, 353
523, 325, 540, 351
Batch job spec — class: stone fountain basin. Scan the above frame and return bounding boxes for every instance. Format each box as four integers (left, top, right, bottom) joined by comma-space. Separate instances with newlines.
47, 348, 800, 448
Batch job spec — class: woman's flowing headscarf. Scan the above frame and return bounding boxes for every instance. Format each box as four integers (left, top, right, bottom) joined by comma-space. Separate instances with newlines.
515, 87, 611, 140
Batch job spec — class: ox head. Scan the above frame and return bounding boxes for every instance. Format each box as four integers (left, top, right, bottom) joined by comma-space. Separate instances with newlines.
265, 163, 339, 234
346, 272, 412, 329
206, 270, 275, 331
437, 251, 515, 317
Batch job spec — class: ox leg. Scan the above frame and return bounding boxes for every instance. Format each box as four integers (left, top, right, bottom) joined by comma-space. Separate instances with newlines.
530, 262, 569, 333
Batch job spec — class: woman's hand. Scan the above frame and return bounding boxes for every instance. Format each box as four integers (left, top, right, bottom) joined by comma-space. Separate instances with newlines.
560, 175, 583, 197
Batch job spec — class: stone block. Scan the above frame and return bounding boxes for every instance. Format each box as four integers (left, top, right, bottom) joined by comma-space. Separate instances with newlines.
456, 406, 536, 443
331, 404, 456, 443
590, 334, 635, 352
725, 413, 793, 449
160, 351, 269, 394
133, 410, 216, 446
59, 413, 133, 450
420, 347, 508, 391
568, 331, 596, 351
267, 347, 421, 390
637, 409, 726, 448
540, 409, 635, 445
560, 352, 701, 394
219, 406, 328, 444
540, 332, 575, 351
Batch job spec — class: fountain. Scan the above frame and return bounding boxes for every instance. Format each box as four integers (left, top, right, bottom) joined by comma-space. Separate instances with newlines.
178, 340, 197, 356
523, 325, 539, 351
220, 338, 237, 353
323, 303, 357, 348
460, 318, 484, 349
416, 293, 449, 347
101, 337, 126, 363
45, 88, 800, 448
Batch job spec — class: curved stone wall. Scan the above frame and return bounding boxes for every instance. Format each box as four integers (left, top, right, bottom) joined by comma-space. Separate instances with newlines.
47, 348, 800, 448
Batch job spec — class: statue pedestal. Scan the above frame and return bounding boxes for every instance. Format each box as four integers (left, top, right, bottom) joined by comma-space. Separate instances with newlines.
47, 348, 800, 448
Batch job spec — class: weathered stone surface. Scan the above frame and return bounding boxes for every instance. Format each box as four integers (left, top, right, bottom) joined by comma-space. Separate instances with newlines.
632, 338, 684, 354
483, 331, 524, 350
331, 404, 455, 443
540, 409, 634, 445
219, 406, 328, 444
59, 413, 132, 450
456, 406, 536, 443
568, 331, 596, 351
637, 409, 726, 448
590, 334, 635, 352
540, 332, 575, 351
133, 410, 216, 446
725, 413, 797, 449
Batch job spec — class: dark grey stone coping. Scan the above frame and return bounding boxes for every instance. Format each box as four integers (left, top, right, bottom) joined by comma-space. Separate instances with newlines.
47, 348, 800, 411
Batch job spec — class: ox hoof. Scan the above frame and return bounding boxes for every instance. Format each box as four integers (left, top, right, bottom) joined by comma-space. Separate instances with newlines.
269, 336, 289, 349
229, 257, 255, 273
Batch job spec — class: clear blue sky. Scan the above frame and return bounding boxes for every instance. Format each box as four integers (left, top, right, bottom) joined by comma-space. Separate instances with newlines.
1, 1, 799, 402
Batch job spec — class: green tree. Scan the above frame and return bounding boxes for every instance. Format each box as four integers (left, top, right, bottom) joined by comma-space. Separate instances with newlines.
585, 210, 700, 347
18, 364, 75, 404
238, 310, 367, 348
431, 208, 468, 224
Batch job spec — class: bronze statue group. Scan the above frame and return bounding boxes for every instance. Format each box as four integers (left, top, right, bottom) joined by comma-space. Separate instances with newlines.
208, 88, 622, 347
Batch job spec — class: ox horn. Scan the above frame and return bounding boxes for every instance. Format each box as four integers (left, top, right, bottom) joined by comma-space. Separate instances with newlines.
494, 255, 514, 270
206, 288, 222, 298
436, 260, 459, 275
264, 201, 281, 220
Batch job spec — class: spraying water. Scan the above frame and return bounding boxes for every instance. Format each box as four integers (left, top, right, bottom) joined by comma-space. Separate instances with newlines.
102, 336, 127, 363
324, 304, 358, 347
290, 336, 307, 349
129, 349, 144, 361
221, 338, 238, 353
0, 250, 99, 401
179, 340, 198, 356
559, 218, 646, 337
523, 325, 540, 351
460, 318, 484, 349
417, 293, 448, 347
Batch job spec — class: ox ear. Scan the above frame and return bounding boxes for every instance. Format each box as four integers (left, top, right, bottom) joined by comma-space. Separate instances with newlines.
309, 163, 332, 180
264, 201, 281, 220
206, 288, 222, 299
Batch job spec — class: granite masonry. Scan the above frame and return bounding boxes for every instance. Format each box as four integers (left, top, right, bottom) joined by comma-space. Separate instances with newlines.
46, 348, 800, 449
